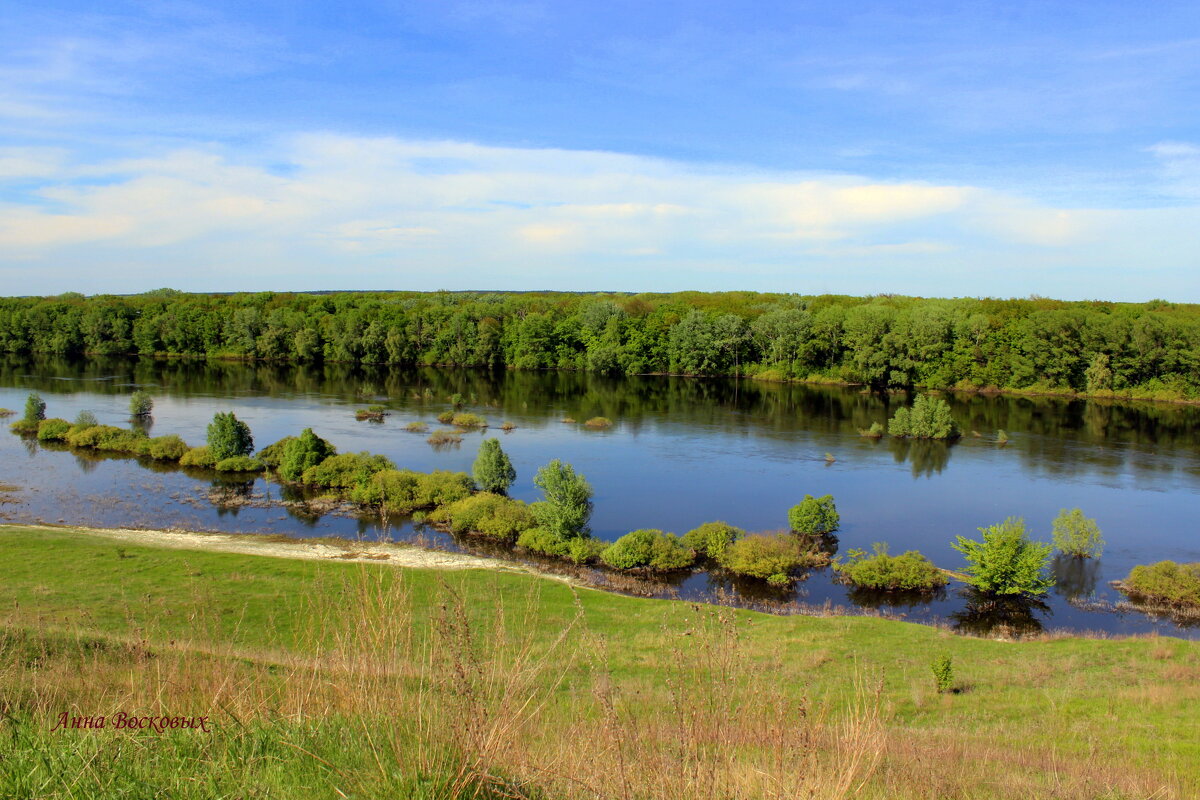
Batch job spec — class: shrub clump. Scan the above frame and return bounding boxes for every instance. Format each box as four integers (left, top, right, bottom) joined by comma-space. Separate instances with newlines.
859, 422, 885, 438
405, 421, 428, 433
256, 436, 296, 469
600, 529, 695, 572
350, 469, 474, 513
10, 393, 45, 434
888, 394, 959, 439
179, 446, 217, 468
681, 521, 745, 560
207, 412, 254, 461
450, 412, 487, 428
302, 452, 395, 489
355, 405, 388, 421
1117, 561, 1200, 610
788, 494, 840, 536
583, 417, 613, 429
147, 435, 189, 461
436, 410, 455, 424
427, 493, 535, 542
1051, 508, 1104, 558
279, 428, 336, 482
833, 543, 948, 591
717, 533, 824, 585
66, 425, 148, 454
215, 456, 266, 472
472, 438, 516, 494
36, 418, 71, 442
952, 517, 1053, 596
428, 429, 463, 446
129, 390, 153, 417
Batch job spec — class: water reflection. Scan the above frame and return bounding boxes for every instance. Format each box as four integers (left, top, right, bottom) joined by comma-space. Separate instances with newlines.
888, 438, 953, 477
1052, 554, 1102, 600
950, 590, 1050, 637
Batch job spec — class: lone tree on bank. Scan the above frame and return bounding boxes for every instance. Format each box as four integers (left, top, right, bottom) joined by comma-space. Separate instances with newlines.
473, 438, 516, 494
531, 459, 593, 539
207, 412, 254, 461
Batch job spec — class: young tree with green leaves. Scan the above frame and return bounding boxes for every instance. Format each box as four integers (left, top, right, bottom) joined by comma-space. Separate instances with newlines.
24, 393, 46, 423
952, 517, 1053, 596
279, 428, 336, 481
473, 438, 516, 494
1051, 508, 1104, 558
530, 459, 593, 539
788, 494, 840, 536
129, 390, 154, 417
206, 412, 254, 461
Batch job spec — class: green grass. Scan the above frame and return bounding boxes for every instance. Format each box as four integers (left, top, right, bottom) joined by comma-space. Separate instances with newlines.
1, 525, 1198, 798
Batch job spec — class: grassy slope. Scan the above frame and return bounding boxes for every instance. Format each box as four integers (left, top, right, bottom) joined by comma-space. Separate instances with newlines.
2, 525, 1198, 798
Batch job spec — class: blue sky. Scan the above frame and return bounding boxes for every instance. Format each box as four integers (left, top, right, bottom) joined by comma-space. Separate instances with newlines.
2, 1, 1198, 300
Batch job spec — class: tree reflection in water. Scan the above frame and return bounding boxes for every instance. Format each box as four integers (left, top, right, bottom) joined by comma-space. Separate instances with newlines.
1052, 554, 1101, 600
950, 589, 1050, 636
887, 438, 952, 478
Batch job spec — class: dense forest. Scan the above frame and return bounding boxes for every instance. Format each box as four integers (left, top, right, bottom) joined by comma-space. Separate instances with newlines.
1, 289, 1197, 400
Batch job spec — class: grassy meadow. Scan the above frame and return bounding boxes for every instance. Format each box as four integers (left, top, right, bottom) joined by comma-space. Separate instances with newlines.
1, 525, 1197, 799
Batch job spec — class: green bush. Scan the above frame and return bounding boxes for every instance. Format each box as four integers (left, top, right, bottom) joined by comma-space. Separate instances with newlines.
531, 460, 593, 540
931, 655, 954, 693
9, 419, 38, 434
888, 394, 959, 439
214, 456, 266, 472
516, 527, 570, 558
859, 422, 885, 438
73, 410, 98, 429
36, 418, 71, 442
436, 410, 455, 424
428, 493, 535, 542
147, 435, 189, 461
952, 517, 1053, 596
405, 421, 428, 433
717, 533, 818, 583
23, 393, 46, 424
129, 390, 153, 417
833, 543, 948, 591
681, 521, 745, 560
179, 446, 217, 467
207, 412, 254, 461
349, 469, 474, 513
302, 452, 395, 489
583, 417, 613, 428
65, 425, 148, 454
1051, 508, 1104, 558
600, 529, 695, 572
472, 438, 515, 494
1118, 561, 1200, 609
788, 494, 840, 536
566, 537, 607, 565
279, 428, 336, 482
450, 412, 487, 428
0, 408, 13, 417
256, 436, 296, 469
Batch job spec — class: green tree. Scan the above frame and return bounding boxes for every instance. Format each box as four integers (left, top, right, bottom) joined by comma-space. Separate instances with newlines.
129, 390, 153, 417
788, 494, 840, 536
472, 438, 516, 494
530, 459, 593, 539
206, 412, 254, 461
888, 394, 959, 439
24, 393, 46, 423
1084, 353, 1113, 393
952, 517, 1053, 596
279, 428, 336, 482
1051, 508, 1104, 558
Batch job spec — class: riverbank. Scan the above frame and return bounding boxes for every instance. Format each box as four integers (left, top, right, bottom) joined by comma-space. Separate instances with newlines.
1, 523, 1197, 799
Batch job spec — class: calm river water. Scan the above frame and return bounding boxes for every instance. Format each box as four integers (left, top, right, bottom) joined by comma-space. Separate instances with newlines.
2, 355, 1198, 638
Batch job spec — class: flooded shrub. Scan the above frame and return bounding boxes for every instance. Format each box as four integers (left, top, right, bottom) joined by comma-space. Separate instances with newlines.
1117, 561, 1200, 610
583, 416, 613, 429
600, 529, 695, 572
214, 456, 265, 472
256, 436, 296, 469
931, 655, 954, 693
427, 429, 463, 446
996, 429, 1010, 445
405, 421, 428, 433
516, 527, 570, 558
472, 438, 515, 494
129, 390, 153, 417
716, 533, 818, 584
681, 521, 745, 560
0, 408, 13, 417
354, 405, 388, 421
9, 418, 38, 434
206, 412, 254, 461
279, 428, 336, 481
350, 469, 473, 512
428, 493, 535, 542
788, 494, 840, 536
179, 446, 217, 467
833, 543, 948, 591
73, 410, 97, 429
302, 452, 396, 489
560, 417, 576, 424
450, 412, 487, 428
436, 410, 455, 424
500, 421, 516, 431
566, 537, 606, 565
859, 422, 885, 438
531, 459, 593, 539
888, 394, 959, 439
36, 418, 71, 442
952, 517, 1053, 596
66, 424, 148, 453
147, 435, 189, 461
23, 393, 46, 424
1051, 508, 1104, 558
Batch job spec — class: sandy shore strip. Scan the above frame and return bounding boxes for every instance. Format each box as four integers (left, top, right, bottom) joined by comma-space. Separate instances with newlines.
0, 522, 562, 579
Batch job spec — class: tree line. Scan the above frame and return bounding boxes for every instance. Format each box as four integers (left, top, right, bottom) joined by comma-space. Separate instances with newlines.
1, 288, 1197, 400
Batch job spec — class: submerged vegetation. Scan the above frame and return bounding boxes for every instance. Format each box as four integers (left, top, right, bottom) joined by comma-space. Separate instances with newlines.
888, 394, 960, 439
834, 544, 949, 592
1117, 560, 1200, 613
2, 290, 1198, 401
1051, 508, 1104, 558
952, 518, 1053, 596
